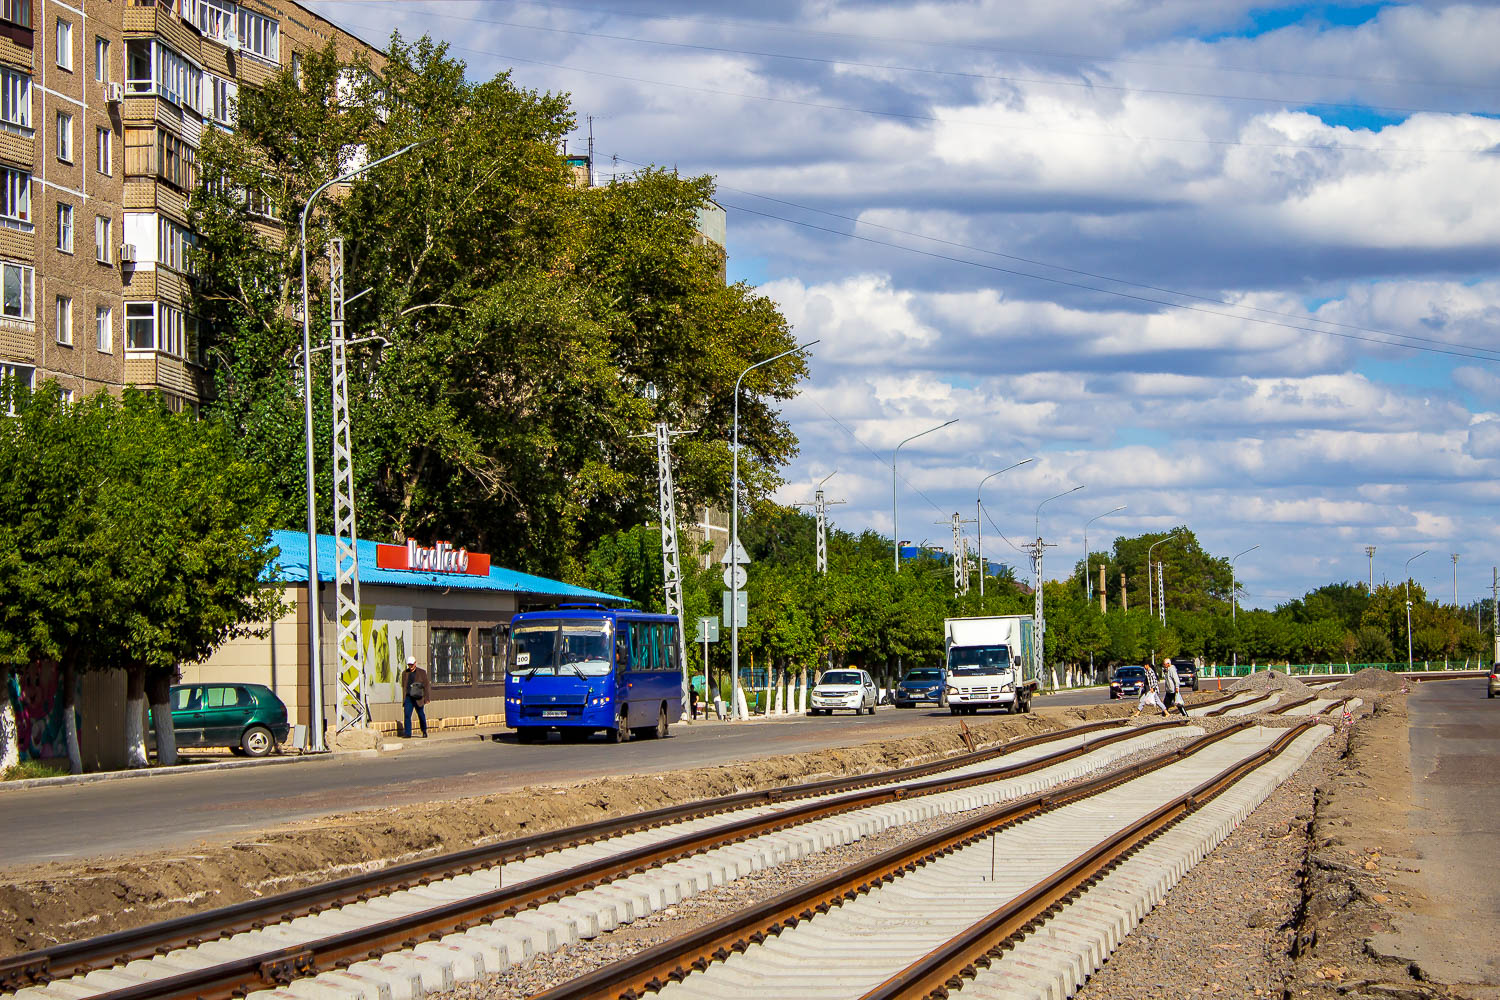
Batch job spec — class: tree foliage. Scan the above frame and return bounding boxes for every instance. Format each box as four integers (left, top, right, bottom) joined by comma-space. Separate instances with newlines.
193, 36, 803, 581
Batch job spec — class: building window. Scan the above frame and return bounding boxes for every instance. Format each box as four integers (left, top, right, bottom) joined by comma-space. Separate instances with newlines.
96, 126, 111, 175
95, 304, 111, 353
59, 386, 74, 405
56, 202, 72, 252
208, 74, 234, 127
95, 36, 109, 82
126, 128, 196, 190
0, 0, 29, 30
290, 51, 302, 87
55, 295, 71, 345
0, 67, 30, 135
0, 167, 30, 229
2, 261, 33, 319
95, 214, 111, 263
0, 361, 34, 416
189, 0, 234, 43
56, 111, 71, 162
158, 216, 195, 273
430, 627, 470, 685
55, 18, 71, 71
124, 39, 200, 110
236, 7, 278, 62
125, 301, 188, 358
477, 627, 505, 683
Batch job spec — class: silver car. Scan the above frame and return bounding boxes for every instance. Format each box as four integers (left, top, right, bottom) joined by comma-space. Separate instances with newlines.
809, 668, 879, 715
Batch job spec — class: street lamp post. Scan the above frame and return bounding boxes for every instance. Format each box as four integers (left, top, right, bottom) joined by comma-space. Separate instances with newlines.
1083, 506, 1126, 602
730, 339, 818, 721
893, 419, 959, 572
1404, 550, 1428, 670
1229, 544, 1260, 668
299, 139, 427, 754
976, 458, 1033, 597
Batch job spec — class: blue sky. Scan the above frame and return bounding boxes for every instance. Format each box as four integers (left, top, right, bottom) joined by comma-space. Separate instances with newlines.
309, 0, 1500, 608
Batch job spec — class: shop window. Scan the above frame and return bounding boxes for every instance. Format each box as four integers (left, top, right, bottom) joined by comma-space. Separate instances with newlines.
477, 627, 505, 683
430, 627, 469, 685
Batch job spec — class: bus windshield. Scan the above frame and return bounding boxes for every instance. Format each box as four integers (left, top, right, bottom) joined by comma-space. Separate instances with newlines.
509, 620, 612, 677
947, 645, 1011, 677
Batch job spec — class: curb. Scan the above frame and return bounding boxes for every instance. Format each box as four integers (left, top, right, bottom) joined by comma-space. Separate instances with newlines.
1, 747, 378, 792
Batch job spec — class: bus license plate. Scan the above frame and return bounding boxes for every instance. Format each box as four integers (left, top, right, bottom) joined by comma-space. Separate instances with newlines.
542, 710, 567, 718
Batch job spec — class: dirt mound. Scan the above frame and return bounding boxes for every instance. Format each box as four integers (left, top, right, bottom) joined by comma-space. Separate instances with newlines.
1332, 666, 1406, 694
1227, 670, 1315, 698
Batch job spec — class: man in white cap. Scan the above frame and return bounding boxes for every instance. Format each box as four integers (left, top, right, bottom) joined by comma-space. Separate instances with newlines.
401, 655, 431, 738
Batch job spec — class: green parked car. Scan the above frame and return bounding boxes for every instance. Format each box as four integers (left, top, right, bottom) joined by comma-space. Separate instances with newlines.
163, 683, 290, 757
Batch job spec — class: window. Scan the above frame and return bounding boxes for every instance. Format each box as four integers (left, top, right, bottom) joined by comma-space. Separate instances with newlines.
55, 18, 71, 71
0, 67, 30, 134
2, 261, 32, 319
236, 7, 278, 62
95, 215, 111, 263
94, 36, 109, 82
477, 628, 504, 683
0, 361, 33, 415
95, 126, 111, 175
54, 295, 71, 345
125, 301, 153, 350
189, 0, 234, 42
0, 0, 29, 29
0, 167, 30, 228
158, 216, 194, 273
124, 39, 200, 109
158, 130, 195, 190
207, 74, 234, 127
56, 111, 71, 162
430, 627, 469, 685
56, 202, 72, 252
95, 304, 111, 353
59, 386, 75, 406
291, 52, 302, 87
246, 185, 276, 220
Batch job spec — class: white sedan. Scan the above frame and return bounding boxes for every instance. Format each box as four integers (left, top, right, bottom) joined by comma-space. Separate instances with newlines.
809, 669, 879, 715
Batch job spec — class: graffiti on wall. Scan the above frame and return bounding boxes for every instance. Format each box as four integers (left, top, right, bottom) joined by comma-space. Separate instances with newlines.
360, 606, 414, 705
9, 662, 77, 761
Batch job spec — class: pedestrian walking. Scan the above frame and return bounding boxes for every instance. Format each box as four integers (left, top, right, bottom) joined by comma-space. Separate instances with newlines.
1135, 662, 1166, 715
1161, 660, 1188, 716
401, 655, 431, 738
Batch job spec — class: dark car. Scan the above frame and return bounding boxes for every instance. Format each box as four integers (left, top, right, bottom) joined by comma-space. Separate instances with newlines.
1109, 666, 1147, 700
162, 683, 291, 757
1169, 658, 1200, 692
893, 667, 946, 708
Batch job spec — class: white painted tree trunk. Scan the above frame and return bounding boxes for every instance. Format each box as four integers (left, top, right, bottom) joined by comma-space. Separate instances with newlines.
734, 685, 749, 720
769, 676, 780, 715
799, 671, 809, 713
124, 694, 149, 768
0, 695, 19, 773
151, 699, 178, 766
63, 705, 81, 775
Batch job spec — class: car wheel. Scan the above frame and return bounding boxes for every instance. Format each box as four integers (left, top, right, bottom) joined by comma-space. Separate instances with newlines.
240, 725, 275, 758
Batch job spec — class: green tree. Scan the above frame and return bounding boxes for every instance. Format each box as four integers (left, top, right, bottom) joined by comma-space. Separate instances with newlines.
193, 37, 803, 580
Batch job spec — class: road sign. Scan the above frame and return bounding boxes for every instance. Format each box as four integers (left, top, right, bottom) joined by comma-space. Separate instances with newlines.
722, 590, 747, 628
722, 564, 747, 589
695, 616, 720, 643
720, 540, 751, 566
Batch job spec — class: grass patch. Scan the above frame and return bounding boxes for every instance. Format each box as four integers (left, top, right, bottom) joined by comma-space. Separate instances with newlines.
3, 759, 70, 781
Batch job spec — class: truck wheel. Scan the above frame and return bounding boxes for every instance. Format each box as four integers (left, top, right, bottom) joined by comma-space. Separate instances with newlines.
949, 706, 959, 715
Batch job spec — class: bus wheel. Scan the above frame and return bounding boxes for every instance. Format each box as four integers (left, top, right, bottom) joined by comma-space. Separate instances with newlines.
609, 709, 631, 743
653, 704, 669, 739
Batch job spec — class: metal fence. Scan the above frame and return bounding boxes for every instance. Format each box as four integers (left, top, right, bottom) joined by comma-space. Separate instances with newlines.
1200, 660, 1487, 678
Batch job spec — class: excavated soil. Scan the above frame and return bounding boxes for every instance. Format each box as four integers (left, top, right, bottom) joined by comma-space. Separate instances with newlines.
1230, 669, 1316, 698
0, 704, 1141, 957
1334, 667, 1408, 694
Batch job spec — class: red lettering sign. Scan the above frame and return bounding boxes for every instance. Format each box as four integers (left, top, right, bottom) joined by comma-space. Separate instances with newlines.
375, 539, 491, 576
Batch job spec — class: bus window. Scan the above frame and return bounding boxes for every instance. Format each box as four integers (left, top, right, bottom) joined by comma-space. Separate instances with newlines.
559, 624, 612, 676
651, 624, 667, 672
510, 624, 558, 676
630, 623, 650, 671
615, 631, 629, 676
666, 624, 680, 672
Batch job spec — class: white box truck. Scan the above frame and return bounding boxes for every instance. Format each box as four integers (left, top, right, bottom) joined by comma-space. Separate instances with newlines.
944, 615, 1039, 714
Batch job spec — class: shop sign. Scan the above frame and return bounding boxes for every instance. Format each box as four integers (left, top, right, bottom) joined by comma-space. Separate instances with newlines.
375, 539, 491, 577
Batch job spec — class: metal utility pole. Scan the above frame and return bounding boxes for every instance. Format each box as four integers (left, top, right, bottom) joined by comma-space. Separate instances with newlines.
1492, 567, 1498, 666
792, 471, 843, 575
1146, 531, 1176, 624
731, 340, 816, 721
1029, 486, 1082, 688
1452, 553, 1459, 606
976, 458, 1033, 598
1404, 550, 1427, 669
1366, 545, 1376, 593
650, 422, 691, 712
1157, 560, 1166, 627
893, 419, 958, 572
329, 238, 367, 735
1229, 544, 1259, 669
938, 512, 977, 596
1099, 565, 1106, 613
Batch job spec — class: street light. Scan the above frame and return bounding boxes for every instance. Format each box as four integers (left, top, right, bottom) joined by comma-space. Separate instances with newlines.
1404, 550, 1428, 669
299, 138, 429, 754
1230, 544, 1260, 668
1035, 485, 1084, 542
730, 339, 818, 720
893, 419, 959, 572
976, 458, 1033, 597
1083, 505, 1126, 602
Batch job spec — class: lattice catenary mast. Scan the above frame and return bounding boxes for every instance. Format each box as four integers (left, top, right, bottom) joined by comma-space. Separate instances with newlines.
329, 238, 367, 733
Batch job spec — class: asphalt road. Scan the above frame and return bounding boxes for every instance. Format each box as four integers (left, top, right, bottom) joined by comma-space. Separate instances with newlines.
1398, 678, 1500, 987
0, 687, 1110, 868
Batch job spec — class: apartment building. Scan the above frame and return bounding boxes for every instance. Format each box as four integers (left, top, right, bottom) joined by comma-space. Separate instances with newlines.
0, 0, 379, 412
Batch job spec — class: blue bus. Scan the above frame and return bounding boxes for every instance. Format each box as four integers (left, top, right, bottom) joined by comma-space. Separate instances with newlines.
504, 605, 685, 743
